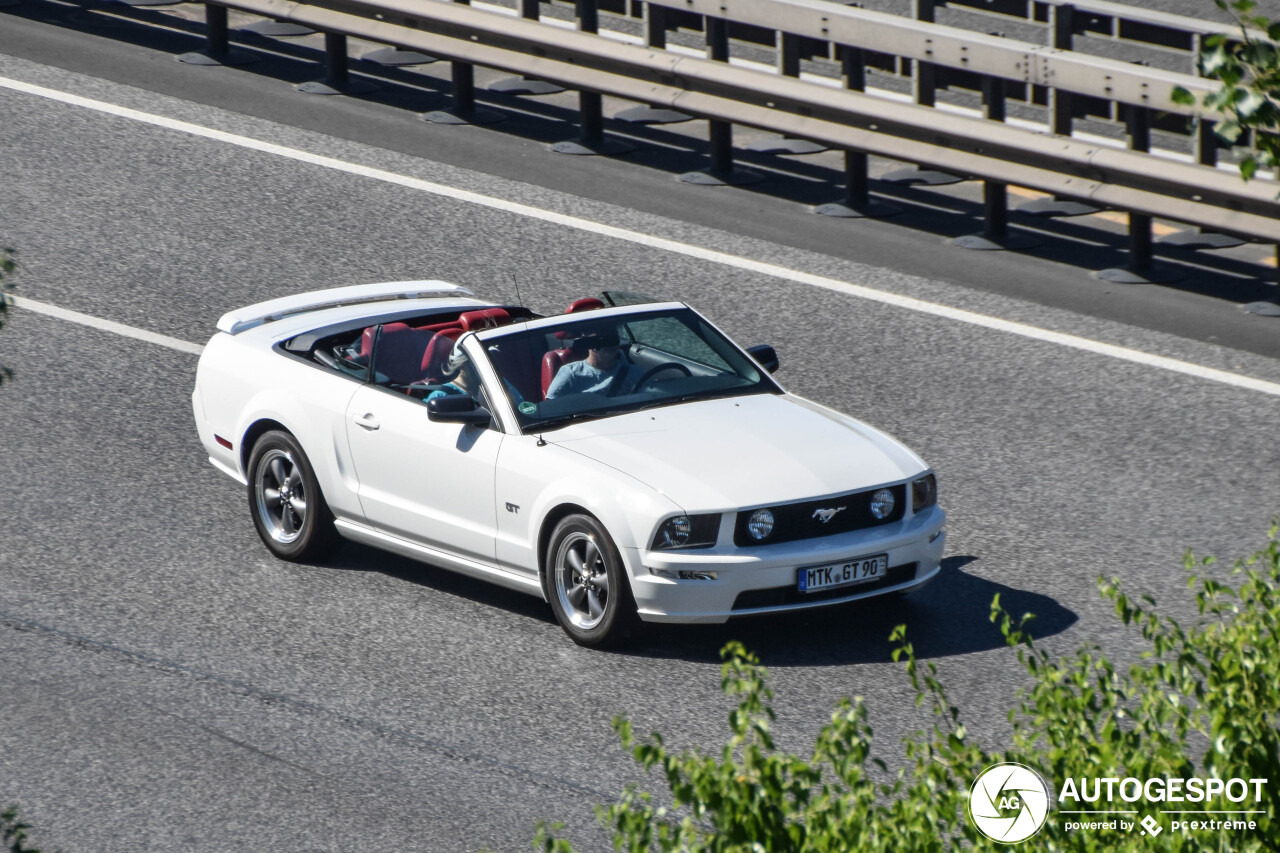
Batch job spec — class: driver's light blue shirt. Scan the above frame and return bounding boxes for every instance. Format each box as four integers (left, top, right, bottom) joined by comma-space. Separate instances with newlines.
545, 360, 641, 399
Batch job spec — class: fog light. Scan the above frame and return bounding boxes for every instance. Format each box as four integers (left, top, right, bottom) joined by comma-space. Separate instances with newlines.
747, 508, 774, 540
677, 570, 718, 580
870, 488, 895, 520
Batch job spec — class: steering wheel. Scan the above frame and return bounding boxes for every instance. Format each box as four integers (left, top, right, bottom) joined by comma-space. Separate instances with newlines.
633, 362, 692, 391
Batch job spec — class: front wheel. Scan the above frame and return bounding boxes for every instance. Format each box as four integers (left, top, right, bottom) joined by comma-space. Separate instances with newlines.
246, 430, 340, 562
544, 514, 636, 647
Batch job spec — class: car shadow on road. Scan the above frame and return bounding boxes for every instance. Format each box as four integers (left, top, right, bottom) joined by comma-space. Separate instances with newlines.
323, 541, 561, 625
623, 556, 1078, 666
328, 546, 1076, 665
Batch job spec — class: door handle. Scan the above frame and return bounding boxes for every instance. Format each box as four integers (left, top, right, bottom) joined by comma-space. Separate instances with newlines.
353, 413, 381, 431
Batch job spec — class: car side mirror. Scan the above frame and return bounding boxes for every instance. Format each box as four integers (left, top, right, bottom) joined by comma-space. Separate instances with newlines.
427, 394, 493, 427
746, 344, 779, 373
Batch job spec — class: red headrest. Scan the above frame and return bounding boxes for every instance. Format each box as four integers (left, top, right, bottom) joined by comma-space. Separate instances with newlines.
421, 327, 464, 381
566, 298, 604, 314
458, 308, 510, 331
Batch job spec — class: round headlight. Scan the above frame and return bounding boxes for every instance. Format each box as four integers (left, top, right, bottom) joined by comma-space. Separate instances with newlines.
870, 488, 895, 520
660, 515, 692, 548
747, 508, 775, 540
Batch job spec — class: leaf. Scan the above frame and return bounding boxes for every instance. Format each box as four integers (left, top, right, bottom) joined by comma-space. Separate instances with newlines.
1235, 89, 1269, 118
1171, 86, 1197, 106
1216, 119, 1245, 144
1202, 45, 1231, 75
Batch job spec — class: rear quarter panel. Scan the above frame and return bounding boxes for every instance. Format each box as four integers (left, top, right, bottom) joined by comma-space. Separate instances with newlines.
193, 332, 363, 521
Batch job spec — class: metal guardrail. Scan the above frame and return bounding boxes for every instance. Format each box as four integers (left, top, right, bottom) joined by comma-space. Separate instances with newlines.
660, 0, 1220, 115
28, 0, 1277, 279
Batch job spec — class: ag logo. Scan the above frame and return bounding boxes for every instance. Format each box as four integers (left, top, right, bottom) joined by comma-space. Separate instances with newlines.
968, 763, 1050, 844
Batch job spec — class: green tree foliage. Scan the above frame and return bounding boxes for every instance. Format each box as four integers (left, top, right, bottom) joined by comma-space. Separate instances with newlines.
1172, 0, 1280, 180
537, 526, 1280, 851
1, 807, 53, 853
0, 247, 16, 386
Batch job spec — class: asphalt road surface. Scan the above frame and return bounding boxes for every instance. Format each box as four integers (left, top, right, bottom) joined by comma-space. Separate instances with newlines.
3, 4, 1280, 852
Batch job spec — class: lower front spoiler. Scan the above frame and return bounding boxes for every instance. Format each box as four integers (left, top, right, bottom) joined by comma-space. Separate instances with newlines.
634, 559, 941, 624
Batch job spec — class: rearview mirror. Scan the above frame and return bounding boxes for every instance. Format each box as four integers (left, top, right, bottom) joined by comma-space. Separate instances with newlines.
746, 344, 779, 373
427, 394, 493, 427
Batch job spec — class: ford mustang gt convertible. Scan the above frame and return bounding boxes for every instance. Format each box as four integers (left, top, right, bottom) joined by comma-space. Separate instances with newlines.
192, 281, 946, 646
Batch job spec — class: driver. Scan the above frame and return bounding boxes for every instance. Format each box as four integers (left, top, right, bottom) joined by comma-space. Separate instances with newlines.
544, 332, 642, 400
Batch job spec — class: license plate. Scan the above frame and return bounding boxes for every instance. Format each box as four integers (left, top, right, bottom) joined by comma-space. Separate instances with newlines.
797, 554, 889, 593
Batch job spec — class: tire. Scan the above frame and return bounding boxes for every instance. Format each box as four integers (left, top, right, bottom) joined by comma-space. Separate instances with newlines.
246, 430, 340, 562
544, 514, 636, 648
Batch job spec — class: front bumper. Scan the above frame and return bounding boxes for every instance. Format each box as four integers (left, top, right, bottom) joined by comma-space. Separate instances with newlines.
625, 505, 945, 624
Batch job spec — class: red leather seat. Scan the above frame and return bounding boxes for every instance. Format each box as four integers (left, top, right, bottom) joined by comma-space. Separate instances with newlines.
541, 301, 608, 397
421, 327, 464, 383
459, 308, 510, 331
371, 324, 434, 386
566, 297, 604, 313
541, 343, 588, 400
358, 322, 409, 361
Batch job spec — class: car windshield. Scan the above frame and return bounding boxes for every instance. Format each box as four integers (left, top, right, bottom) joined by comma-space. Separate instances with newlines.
481, 307, 778, 431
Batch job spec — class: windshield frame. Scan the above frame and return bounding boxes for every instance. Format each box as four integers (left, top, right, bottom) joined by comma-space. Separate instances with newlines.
473, 303, 783, 434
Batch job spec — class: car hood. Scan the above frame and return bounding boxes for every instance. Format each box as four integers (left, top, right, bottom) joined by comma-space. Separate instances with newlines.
548, 393, 927, 511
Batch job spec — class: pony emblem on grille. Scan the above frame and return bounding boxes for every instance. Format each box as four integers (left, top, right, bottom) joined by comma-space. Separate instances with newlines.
812, 506, 846, 524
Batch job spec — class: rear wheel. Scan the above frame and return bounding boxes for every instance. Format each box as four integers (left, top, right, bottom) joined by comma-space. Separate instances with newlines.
246, 430, 340, 562
544, 514, 636, 647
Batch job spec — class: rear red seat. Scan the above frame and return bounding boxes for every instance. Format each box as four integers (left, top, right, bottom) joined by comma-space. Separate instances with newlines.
421, 327, 464, 383
370, 324, 435, 386
459, 308, 511, 330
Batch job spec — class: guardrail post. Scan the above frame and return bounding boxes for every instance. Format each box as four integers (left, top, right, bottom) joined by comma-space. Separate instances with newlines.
955, 77, 1038, 250
815, 46, 900, 218
424, 0, 503, 124
299, 33, 379, 95
1019, 4, 1099, 217
490, 0, 566, 95
1097, 106, 1182, 283
1159, 37, 1245, 251
178, 3, 257, 65
615, 3, 692, 124
551, 0, 635, 154
912, 0, 936, 108
746, 33, 827, 155
679, 16, 763, 185
883, 0, 960, 186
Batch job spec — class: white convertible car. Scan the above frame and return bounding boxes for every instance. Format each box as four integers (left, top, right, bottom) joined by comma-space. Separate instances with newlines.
192, 281, 945, 646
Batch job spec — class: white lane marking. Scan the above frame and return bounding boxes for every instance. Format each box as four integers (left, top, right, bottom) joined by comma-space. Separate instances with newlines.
4, 75, 1280, 398
13, 296, 205, 355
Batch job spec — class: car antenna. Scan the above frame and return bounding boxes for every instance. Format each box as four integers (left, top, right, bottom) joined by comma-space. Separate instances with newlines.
509, 273, 548, 447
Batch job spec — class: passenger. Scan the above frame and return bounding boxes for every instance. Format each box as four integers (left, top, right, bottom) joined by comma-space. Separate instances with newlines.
426, 345, 524, 405
425, 347, 480, 401
544, 333, 642, 400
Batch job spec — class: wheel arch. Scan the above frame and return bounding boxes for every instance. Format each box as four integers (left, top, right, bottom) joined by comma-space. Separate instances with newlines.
240, 418, 292, 473
537, 502, 593, 580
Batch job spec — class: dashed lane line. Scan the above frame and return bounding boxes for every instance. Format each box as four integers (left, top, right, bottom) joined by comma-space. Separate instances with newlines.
4, 75, 1280, 399
13, 296, 206, 356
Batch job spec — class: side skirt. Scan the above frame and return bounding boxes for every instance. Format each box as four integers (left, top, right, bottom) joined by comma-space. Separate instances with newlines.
334, 519, 546, 599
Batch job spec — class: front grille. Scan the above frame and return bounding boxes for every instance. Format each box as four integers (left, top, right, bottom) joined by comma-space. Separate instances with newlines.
731, 563, 917, 611
733, 484, 906, 547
